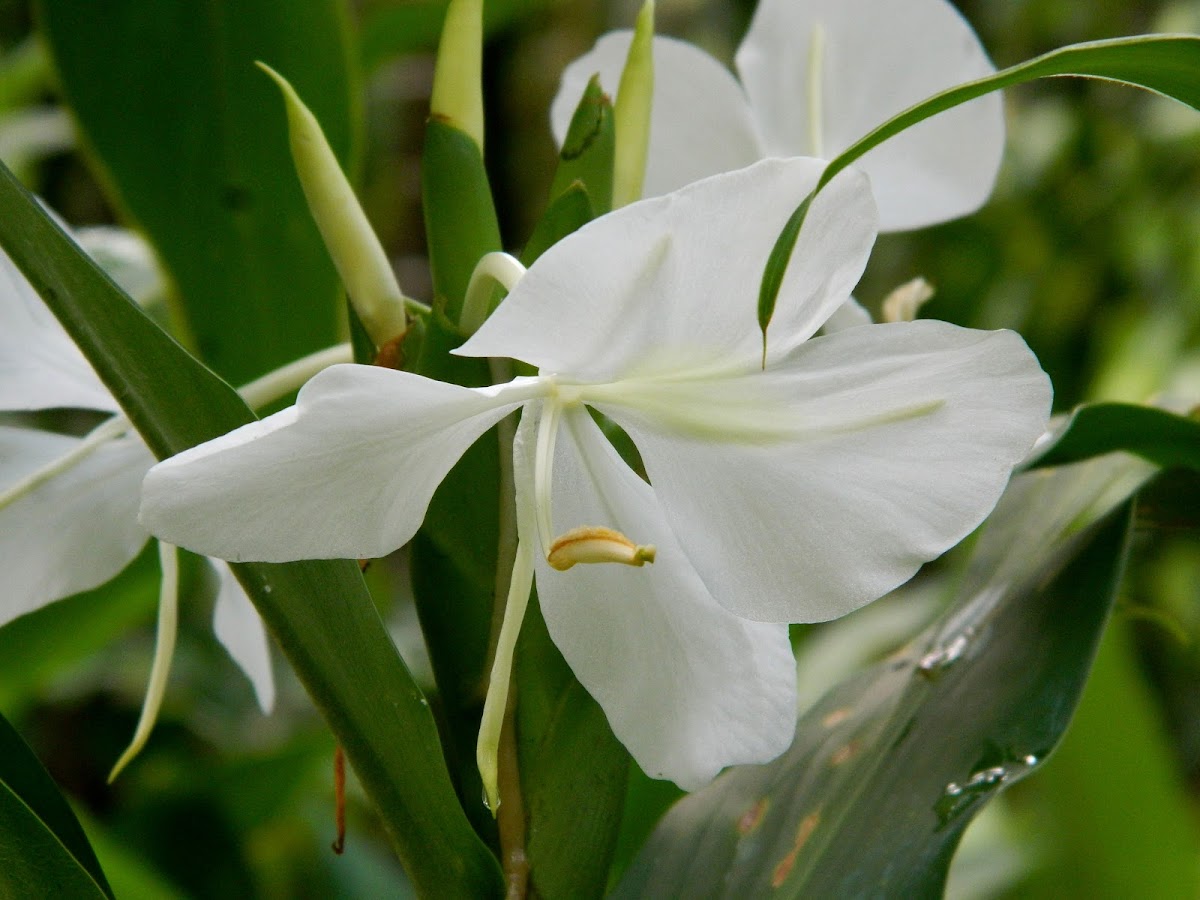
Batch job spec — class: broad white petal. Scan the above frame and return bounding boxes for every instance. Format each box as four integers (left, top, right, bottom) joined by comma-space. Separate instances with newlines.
736, 0, 1004, 231
0, 248, 117, 413
820, 296, 873, 333
0, 426, 150, 624
140, 364, 532, 562
551, 32, 764, 199
598, 321, 1051, 623
515, 404, 796, 789
458, 159, 877, 377
211, 560, 276, 713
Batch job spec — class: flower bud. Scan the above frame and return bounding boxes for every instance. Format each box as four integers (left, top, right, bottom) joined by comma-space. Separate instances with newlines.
257, 63, 408, 347
613, 0, 655, 208
430, 0, 485, 152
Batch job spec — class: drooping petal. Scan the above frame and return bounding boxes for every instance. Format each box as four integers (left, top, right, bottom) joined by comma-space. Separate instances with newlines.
0, 248, 118, 413
597, 321, 1052, 623
551, 32, 764, 199
457, 159, 877, 378
140, 364, 536, 562
515, 403, 796, 789
0, 426, 151, 625
736, 0, 1005, 231
211, 560, 276, 713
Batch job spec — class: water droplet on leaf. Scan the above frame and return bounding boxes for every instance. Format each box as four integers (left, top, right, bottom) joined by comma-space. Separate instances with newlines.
917, 627, 976, 680
935, 754, 1039, 828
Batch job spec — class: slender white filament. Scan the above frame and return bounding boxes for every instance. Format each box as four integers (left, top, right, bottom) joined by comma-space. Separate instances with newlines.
237, 342, 354, 409
1, 342, 354, 516
0, 414, 130, 512
533, 399, 563, 558
108, 540, 180, 781
476, 536, 535, 813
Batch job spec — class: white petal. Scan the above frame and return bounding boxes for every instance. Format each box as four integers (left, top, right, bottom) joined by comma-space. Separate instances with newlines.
211, 560, 276, 713
736, 0, 1005, 231
140, 364, 533, 562
597, 321, 1052, 623
0, 248, 117, 413
0, 426, 150, 625
551, 32, 764, 199
458, 159, 877, 377
819, 296, 873, 333
515, 404, 796, 789
75, 226, 166, 308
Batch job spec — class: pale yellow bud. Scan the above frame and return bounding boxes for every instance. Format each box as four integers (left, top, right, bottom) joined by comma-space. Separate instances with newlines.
430, 0, 485, 151
257, 63, 408, 347
613, 0, 655, 208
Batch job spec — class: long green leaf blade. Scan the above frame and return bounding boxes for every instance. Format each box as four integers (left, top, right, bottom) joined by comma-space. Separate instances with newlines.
760, 35, 1200, 336
0, 710, 113, 899
0, 162, 502, 898
1028, 402, 1200, 470
615, 455, 1146, 897
37, 0, 359, 384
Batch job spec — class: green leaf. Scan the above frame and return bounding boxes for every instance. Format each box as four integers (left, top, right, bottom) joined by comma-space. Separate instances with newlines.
548, 74, 615, 219
1021, 618, 1200, 898
37, 0, 360, 384
1027, 402, 1200, 470
760, 35, 1200, 336
615, 455, 1146, 898
359, 0, 551, 73
515, 593, 629, 898
521, 183, 595, 268
422, 116, 502, 325
0, 710, 113, 899
0, 162, 501, 898
408, 314, 503, 840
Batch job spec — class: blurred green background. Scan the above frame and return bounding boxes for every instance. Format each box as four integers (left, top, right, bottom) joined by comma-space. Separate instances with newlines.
0, 0, 1197, 896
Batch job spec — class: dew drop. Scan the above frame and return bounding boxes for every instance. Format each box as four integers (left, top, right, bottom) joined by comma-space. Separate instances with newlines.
934, 754, 1040, 828
916, 627, 976, 680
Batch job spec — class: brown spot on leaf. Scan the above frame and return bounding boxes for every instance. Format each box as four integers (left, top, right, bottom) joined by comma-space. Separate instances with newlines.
736, 797, 769, 836
821, 707, 852, 728
829, 739, 862, 767
771, 812, 820, 889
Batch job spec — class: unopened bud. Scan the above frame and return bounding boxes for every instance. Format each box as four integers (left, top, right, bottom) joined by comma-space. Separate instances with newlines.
430, 0, 485, 151
613, 0, 655, 208
257, 63, 408, 347
547, 525, 656, 571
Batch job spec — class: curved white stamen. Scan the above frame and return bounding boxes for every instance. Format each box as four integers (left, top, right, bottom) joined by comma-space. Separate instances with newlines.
109, 540, 180, 781
477, 536, 535, 814
461, 252, 528, 334
808, 23, 827, 159
0, 413, 130, 513
533, 398, 563, 557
